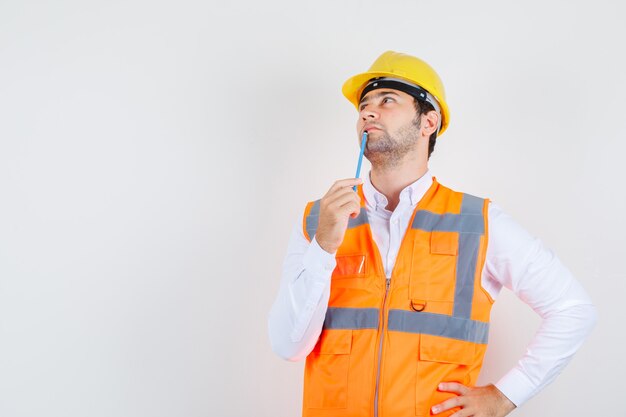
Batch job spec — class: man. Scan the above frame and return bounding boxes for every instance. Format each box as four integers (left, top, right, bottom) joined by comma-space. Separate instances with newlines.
268, 51, 596, 417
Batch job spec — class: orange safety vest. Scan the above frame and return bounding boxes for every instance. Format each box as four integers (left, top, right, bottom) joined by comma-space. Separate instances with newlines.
300, 178, 493, 417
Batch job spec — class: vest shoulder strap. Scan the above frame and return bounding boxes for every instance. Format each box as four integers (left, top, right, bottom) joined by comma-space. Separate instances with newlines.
302, 199, 321, 242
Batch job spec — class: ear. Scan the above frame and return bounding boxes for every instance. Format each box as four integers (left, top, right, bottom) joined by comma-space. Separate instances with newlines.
421, 110, 440, 137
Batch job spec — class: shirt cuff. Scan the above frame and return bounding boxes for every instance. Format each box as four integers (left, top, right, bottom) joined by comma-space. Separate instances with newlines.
495, 367, 538, 407
302, 236, 337, 278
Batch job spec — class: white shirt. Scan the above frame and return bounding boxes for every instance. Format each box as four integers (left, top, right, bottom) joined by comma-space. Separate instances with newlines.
268, 169, 596, 407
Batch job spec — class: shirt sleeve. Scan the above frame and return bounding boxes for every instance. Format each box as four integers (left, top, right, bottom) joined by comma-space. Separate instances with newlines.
268, 222, 337, 361
484, 202, 597, 406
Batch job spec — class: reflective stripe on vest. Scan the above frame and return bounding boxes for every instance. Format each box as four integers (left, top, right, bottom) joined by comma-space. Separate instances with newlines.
322, 307, 489, 345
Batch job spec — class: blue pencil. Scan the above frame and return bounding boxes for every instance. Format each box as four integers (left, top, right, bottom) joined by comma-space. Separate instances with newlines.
353, 131, 368, 191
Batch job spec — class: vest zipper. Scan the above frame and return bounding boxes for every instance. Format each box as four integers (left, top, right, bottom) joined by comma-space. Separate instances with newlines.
373, 277, 391, 417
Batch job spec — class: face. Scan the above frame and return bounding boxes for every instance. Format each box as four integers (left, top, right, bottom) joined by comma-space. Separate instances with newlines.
356, 88, 423, 165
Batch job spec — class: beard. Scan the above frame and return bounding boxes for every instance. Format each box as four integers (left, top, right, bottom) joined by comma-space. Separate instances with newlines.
364, 116, 421, 170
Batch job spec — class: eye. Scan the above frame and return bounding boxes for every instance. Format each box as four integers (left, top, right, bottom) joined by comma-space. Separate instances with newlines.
382, 96, 395, 104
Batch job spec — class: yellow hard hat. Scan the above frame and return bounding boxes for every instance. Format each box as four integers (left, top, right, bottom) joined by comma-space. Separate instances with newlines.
342, 51, 450, 136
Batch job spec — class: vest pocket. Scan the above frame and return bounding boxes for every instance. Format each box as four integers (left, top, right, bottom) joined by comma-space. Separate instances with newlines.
415, 334, 474, 417
410, 231, 459, 302
333, 254, 367, 278
305, 330, 353, 409
430, 231, 458, 256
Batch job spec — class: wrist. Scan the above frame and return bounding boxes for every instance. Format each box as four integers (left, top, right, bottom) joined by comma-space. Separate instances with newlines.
316, 237, 337, 254
491, 384, 516, 412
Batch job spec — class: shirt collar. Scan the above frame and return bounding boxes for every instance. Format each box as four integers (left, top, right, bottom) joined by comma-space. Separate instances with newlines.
362, 169, 433, 211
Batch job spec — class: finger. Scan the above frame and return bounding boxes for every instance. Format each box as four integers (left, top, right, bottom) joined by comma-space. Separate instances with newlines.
449, 409, 472, 417
325, 186, 360, 207
438, 382, 470, 395
431, 396, 465, 415
325, 178, 363, 196
338, 199, 361, 219
346, 201, 361, 218
326, 191, 360, 213
324, 187, 362, 213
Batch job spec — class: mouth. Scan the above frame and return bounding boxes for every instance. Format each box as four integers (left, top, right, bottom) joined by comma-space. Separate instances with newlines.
362, 125, 382, 135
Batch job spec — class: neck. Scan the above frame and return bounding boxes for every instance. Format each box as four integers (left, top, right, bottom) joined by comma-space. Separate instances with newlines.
370, 156, 428, 212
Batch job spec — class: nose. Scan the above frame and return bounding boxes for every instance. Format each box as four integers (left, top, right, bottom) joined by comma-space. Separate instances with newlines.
359, 105, 379, 121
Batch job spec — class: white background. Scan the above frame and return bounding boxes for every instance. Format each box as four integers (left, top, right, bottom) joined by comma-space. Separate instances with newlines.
0, 1, 624, 416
